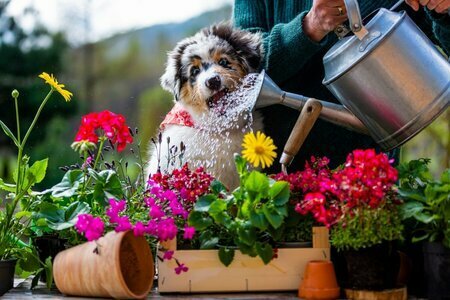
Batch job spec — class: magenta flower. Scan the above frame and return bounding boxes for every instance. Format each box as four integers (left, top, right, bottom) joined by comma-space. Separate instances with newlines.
163, 250, 174, 260
133, 221, 145, 236
75, 214, 104, 241
175, 263, 189, 275
183, 226, 196, 240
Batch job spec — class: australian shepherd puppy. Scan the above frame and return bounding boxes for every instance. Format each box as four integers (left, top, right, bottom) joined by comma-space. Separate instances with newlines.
146, 23, 264, 189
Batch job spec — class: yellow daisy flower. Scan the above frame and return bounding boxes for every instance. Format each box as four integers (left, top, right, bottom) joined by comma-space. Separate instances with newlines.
39, 72, 73, 102
242, 131, 277, 168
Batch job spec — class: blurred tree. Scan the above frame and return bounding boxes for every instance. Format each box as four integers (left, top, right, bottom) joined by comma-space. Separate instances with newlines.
0, 1, 78, 183
402, 109, 449, 176
137, 86, 173, 155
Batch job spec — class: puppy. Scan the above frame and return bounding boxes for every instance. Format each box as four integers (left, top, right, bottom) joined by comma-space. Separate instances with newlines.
146, 23, 264, 189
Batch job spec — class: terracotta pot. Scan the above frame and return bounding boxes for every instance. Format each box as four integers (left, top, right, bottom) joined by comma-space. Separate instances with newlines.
299, 260, 340, 300
0, 259, 17, 296
53, 231, 154, 299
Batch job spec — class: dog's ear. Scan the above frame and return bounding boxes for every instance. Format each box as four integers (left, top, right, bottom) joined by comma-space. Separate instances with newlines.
160, 37, 197, 101
205, 22, 264, 73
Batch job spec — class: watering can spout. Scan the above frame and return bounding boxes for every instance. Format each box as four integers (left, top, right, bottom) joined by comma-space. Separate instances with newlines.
253, 70, 369, 135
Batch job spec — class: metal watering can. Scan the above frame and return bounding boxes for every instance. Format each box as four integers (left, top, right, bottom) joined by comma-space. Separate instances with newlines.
252, 0, 450, 167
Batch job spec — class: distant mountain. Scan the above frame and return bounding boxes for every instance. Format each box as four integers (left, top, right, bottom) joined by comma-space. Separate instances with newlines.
100, 6, 233, 59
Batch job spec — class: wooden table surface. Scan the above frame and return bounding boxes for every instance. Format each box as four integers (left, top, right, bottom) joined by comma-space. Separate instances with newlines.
2, 278, 300, 299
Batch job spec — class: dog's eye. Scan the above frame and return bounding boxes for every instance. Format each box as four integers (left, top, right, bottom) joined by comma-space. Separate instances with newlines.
191, 67, 200, 77
218, 58, 229, 67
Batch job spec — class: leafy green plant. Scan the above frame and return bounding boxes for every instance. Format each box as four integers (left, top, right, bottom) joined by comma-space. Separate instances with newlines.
188, 154, 290, 266
0, 73, 72, 288
398, 158, 450, 248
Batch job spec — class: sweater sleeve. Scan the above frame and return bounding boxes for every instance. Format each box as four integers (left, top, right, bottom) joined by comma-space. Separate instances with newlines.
424, 9, 450, 55
233, 0, 329, 84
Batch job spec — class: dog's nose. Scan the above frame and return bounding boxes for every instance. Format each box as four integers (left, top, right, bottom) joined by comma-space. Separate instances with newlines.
205, 75, 221, 91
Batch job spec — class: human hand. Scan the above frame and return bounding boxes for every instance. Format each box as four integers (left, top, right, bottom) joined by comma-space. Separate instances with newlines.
304, 0, 348, 42
405, 0, 450, 14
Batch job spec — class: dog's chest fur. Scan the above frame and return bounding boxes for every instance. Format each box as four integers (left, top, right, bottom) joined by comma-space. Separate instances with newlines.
147, 112, 262, 189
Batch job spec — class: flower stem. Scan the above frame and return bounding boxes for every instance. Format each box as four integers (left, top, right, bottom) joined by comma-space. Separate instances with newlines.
8, 89, 53, 240
85, 137, 106, 188
20, 88, 53, 150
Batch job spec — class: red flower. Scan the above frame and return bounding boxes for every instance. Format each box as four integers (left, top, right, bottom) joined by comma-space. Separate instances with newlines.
275, 149, 398, 228
74, 110, 133, 152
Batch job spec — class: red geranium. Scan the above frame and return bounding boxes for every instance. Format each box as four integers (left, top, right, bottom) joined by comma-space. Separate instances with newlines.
274, 149, 398, 228
74, 110, 133, 152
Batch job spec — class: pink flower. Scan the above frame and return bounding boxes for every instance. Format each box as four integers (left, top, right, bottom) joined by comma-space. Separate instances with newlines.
163, 250, 174, 260
75, 214, 104, 241
133, 221, 146, 236
183, 226, 196, 240
175, 263, 189, 275
115, 216, 132, 232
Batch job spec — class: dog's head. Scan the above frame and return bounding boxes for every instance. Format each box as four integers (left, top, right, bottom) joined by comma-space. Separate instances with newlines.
161, 23, 263, 115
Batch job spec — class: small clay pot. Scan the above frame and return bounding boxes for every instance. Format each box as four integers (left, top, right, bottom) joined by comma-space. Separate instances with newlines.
299, 260, 340, 300
53, 231, 154, 299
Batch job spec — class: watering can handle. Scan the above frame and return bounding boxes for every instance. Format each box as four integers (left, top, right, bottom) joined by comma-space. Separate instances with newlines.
343, 0, 369, 39
280, 99, 322, 173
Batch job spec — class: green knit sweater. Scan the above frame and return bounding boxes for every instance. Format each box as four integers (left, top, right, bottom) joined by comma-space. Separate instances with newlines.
233, 0, 450, 171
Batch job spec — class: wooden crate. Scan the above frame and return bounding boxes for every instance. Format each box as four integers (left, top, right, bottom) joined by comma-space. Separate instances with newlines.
157, 227, 330, 293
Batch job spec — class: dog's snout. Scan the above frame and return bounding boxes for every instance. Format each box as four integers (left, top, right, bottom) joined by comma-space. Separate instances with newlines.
205, 75, 221, 91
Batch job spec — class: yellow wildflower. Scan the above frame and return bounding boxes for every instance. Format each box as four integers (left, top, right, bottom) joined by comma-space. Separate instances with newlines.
39, 72, 73, 102
242, 131, 277, 168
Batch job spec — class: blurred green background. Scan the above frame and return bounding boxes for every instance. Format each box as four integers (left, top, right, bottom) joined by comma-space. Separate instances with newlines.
0, 0, 448, 191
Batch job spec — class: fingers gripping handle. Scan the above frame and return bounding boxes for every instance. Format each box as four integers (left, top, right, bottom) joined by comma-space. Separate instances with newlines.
280, 99, 323, 170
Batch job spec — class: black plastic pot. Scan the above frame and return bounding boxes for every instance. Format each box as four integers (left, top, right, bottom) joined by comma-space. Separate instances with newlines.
343, 242, 399, 290
0, 259, 17, 296
33, 236, 67, 283
423, 242, 450, 300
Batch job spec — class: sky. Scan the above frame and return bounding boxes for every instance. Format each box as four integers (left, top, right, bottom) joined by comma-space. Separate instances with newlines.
5, 0, 233, 43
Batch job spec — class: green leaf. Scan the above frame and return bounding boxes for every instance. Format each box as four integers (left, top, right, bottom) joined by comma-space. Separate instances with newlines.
262, 204, 284, 229
14, 211, 32, 219
245, 171, 269, 200
441, 169, 450, 184
0, 119, 20, 147
188, 211, 213, 230
0, 178, 16, 192
235, 240, 257, 256
234, 154, 247, 176
43, 169, 84, 198
397, 189, 426, 202
199, 231, 219, 249
237, 224, 257, 246
34, 201, 90, 231
44, 256, 53, 289
90, 169, 124, 204
400, 201, 424, 219
249, 210, 268, 230
31, 269, 43, 289
210, 180, 227, 194
27, 158, 48, 185
218, 247, 235, 267
412, 233, 430, 243
255, 242, 274, 265
194, 194, 216, 212
414, 212, 438, 224
269, 181, 290, 206
209, 199, 227, 215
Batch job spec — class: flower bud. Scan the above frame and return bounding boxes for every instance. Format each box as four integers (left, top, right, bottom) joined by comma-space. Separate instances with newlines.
11, 89, 19, 98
